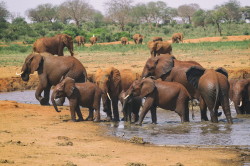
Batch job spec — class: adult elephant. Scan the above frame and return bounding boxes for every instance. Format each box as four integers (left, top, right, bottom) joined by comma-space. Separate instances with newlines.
186, 66, 233, 124
121, 37, 129, 45
75, 36, 85, 46
133, 34, 143, 44
230, 78, 250, 114
17, 53, 87, 105
90, 36, 97, 45
94, 67, 122, 121
147, 41, 172, 57
141, 54, 209, 121
172, 33, 184, 43
33, 34, 74, 56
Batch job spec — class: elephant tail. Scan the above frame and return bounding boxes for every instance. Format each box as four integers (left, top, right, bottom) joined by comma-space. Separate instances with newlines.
213, 77, 220, 115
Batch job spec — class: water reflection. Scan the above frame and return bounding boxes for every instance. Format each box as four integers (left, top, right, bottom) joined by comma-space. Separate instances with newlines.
0, 90, 250, 147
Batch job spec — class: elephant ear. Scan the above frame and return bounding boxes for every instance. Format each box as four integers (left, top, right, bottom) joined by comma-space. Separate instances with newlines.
109, 67, 121, 89
215, 67, 228, 78
64, 77, 76, 97
62, 34, 69, 45
140, 78, 155, 98
154, 55, 175, 79
186, 66, 205, 89
30, 54, 43, 74
155, 41, 163, 51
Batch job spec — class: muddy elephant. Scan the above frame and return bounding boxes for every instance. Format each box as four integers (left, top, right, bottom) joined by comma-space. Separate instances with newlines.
133, 34, 143, 44
147, 41, 172, 57
230, 78, 250, 114
75, 36, 85, 46
152, 36, 163, 42
17, 53, 87, 105
141, 54, 209, 121
121, 37, 129, 45
119, 69, 141, 122
33, 34, 74, 56
186, 66, 233, 124
124, 78, 190, 125
90, 36, 97, 45
172, 33, 184, 43
51, 77, 102, 122
94, 67, 122, 121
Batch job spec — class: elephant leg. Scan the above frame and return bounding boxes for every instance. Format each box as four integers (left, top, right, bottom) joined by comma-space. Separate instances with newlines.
150, 106, 157, 124
94, 107, 101, 122
210, 104, 219, 123
137, 97, 154, 125
103, 99, 112, 121
86, 108, 94, 121
112, 98, 120, 122
199, 98, 209, 121
221, 98, 233, 124
69, 100, 83, 122
75, 106, 84, 122
35, 83, 49, 106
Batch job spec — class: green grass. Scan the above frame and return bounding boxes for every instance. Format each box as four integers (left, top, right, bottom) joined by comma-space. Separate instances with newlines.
0, 40, 249, 67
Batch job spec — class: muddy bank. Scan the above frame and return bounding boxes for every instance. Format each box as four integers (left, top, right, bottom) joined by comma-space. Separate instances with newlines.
0, 100, 248, 166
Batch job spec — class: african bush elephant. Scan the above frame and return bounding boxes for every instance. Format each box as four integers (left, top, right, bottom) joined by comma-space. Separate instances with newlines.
147, 41, 172, 57
229, 78, 250, 114
172, 33, 184, 43
33, 34, 74, 56
124, 78, 191, 125
18, 53, 87, 105
119, 69, 141, 122
75, 36, 85, 46
133, 34, 143, 44
90, 36, 97, 45
94, 67, 122, 121
121, 37, 129, 45
186, 66, 233, 124
141, 54, 209, 121
51, 77, 102, 122
152, 36, 163, 42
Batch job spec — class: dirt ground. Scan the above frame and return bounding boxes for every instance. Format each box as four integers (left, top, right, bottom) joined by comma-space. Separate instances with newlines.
0, 36, 250, 166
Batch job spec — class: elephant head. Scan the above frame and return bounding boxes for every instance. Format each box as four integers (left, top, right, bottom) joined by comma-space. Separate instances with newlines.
51, 77, 76, 112
19, 53, 43, 81
125, 78, 155, 99
59, 34, 74, 56
141, 55, 176, 79
95, 67, 121, 105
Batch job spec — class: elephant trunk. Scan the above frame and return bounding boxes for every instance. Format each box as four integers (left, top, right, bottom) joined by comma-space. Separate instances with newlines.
51, 90, 61, 113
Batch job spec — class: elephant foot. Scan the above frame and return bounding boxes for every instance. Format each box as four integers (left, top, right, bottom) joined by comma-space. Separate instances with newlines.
76, 118, 84, 122
94, 118, 101, 122
113, 118, 120, 122
40, 98, 50, 106
135, 122, 142, 126
85, 117, 93, 121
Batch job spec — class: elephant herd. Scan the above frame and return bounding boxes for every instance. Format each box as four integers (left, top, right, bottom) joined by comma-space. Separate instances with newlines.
17, 33, 249, 125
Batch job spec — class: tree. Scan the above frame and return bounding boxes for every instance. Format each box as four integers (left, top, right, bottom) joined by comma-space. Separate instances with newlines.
105, 0, 133, 31
177, 3, 200, 24
192, 9, 206, 27
241, 6, 250, 22
0, 1, 9, 20
223, 0, 241, 22
26, 3, 57, 23
58, 0, 94, 28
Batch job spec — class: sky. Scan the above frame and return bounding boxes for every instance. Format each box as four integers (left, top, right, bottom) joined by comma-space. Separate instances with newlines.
4, 0, 250, 20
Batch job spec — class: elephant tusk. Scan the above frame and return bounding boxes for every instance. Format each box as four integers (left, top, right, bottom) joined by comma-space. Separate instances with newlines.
238, 101, 242, 107
142, 77, 145, 80
16, 71, 23, 76
107, 93, 111, 100
124, 94, 130, 100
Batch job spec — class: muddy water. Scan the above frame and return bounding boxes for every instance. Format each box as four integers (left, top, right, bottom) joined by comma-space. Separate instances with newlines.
1, 90, 250, 148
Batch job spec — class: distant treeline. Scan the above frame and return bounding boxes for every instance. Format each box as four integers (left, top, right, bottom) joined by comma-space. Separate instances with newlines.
0, 0, 249, 43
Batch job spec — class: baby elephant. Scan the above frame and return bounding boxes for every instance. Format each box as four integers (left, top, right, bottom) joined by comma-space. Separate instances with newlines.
125, 78, 191, 125
51, 77, 102, 122
119, 90, 142, 123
